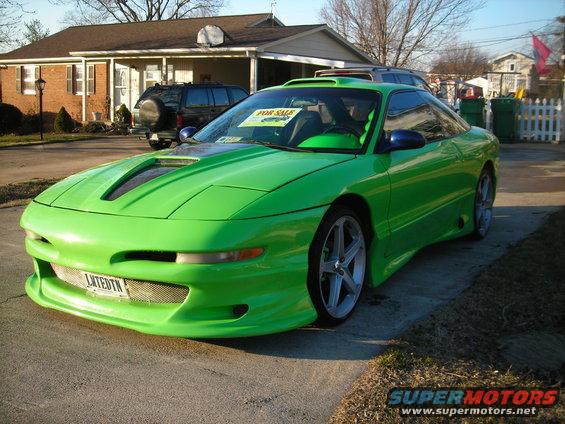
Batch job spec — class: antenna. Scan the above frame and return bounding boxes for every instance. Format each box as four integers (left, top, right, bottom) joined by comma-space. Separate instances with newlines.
270, 0, 277, 26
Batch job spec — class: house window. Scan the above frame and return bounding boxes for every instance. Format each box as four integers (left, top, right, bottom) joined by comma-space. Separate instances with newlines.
145, 64, 161, 89
509, 63, 515, 72
75, 66, 84, 95
66, 64, 95, 95
18, 65, 38, 95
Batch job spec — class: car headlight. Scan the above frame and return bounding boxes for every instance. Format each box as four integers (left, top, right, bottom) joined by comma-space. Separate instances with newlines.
175, 248, 264, 264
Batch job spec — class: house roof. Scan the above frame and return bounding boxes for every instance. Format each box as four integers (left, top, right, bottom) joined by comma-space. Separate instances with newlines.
491, 51, 534, 63
1, 13, 326, 60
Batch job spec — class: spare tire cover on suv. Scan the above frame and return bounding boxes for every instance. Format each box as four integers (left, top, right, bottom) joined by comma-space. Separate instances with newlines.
139, 97, 167, 132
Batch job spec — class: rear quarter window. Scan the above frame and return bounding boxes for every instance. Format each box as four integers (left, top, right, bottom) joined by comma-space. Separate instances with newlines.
211, 87, 230, 106
230, 88, 248, 103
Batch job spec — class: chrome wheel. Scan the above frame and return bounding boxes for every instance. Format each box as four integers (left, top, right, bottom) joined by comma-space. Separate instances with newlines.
475, 171, 494, 237
318, 215, 366, 319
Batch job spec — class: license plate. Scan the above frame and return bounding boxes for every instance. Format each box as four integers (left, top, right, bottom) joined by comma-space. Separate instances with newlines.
82, 272, 129, 299
150, 133, 159, 140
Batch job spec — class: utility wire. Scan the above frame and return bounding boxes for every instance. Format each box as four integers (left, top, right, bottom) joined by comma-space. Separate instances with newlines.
464, 18, 554, 32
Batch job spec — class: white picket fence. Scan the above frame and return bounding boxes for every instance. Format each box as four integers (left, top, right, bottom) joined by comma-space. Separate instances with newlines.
481, 98, 563, 142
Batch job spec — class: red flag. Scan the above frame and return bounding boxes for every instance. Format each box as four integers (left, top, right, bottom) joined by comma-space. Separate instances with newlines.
532, 34, 551, 75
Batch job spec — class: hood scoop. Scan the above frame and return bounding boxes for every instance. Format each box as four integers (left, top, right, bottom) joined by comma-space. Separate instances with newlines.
104, 159, 196, 201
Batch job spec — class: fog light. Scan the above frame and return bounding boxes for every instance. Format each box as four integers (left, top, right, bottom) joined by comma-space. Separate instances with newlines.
175, 248, 264, 264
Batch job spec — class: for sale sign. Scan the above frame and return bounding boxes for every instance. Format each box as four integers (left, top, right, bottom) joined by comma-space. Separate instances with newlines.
238, 108, 302, 127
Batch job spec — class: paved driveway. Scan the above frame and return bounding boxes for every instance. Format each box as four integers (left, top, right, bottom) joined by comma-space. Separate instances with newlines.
0, 137, 150, 185
0, 143, 563, 423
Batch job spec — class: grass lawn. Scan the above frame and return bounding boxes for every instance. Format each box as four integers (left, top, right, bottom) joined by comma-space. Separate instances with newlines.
0, 133, 96, 148
0, 178, 60, 206
331, 209, 565, 423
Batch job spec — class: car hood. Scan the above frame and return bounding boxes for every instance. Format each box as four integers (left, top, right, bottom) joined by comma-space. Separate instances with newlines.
36, 143, 354, 219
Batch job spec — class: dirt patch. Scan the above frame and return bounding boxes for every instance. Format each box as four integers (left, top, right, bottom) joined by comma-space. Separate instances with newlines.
331, 208, 565, 423
0, 179, 60, 205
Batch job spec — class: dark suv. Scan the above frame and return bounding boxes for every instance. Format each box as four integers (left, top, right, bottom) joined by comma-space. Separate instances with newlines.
315, 67, 433, 92
131, 83, 248, 149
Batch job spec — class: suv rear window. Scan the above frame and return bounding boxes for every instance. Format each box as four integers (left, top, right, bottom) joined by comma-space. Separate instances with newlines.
135, 86, 183, 108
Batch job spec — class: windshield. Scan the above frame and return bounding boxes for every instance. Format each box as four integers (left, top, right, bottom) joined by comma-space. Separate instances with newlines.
192, 87, 380, 152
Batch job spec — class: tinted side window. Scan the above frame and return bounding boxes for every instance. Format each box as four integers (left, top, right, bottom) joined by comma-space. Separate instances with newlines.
418, 91, 471, 135
381, 73, 397, 83
211, 87, 230, 106
396, 74, 414, 85
185, 87, 210, 107
413, 76, 431, 92
230, 88, 248, 103
383, 91, 444, 142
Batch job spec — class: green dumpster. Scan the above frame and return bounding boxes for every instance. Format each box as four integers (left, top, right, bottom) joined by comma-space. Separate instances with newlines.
490, 98, 520, 143
459, 98, 486, 128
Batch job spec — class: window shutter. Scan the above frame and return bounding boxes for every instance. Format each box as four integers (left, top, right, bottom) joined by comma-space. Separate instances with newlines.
87, 64, 95, 94
34, 65, 40, 81
16, 66, 22, 93
66, 65, 74, 94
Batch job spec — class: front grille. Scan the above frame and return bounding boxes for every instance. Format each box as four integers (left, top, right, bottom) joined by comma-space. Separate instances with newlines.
50, 264, 189, 304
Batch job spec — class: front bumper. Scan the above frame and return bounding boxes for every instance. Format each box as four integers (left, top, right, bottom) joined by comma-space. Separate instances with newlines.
21, 201, 325, 338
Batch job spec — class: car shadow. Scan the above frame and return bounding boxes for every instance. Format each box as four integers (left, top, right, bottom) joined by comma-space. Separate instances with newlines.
193, 204, 560, 360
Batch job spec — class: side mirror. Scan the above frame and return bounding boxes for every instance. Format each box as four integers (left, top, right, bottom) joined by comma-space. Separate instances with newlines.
379, 129, 426, 153
179, 126, 197, 143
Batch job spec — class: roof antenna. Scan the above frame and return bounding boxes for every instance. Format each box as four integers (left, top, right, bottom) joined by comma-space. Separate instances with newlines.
270, 0, 277, 26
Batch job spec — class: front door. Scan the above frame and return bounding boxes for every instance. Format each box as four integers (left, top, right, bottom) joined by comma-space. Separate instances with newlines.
114, 65, 129, 110
380, 90, 462, 257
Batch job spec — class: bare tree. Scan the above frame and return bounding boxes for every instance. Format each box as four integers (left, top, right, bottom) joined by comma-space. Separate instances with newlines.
20, 19, 50, 46
0, 0, 25, 51
430, 42, 490, 80
53, 0, 225, 26
320, 0, 484, 67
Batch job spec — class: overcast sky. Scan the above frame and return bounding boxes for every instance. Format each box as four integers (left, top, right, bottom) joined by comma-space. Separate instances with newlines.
21, 0, 564, 57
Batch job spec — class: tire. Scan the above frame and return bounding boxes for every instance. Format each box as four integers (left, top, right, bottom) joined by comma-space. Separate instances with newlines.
148, 139, 172, 150
307, 206, 368, 326
471, 167, 494, 239
139, 97, 167, 132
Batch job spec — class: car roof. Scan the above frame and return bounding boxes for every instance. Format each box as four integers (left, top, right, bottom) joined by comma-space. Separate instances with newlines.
146, 83, 245, 89
317, 66, 421, 74
262, 77, 422, 95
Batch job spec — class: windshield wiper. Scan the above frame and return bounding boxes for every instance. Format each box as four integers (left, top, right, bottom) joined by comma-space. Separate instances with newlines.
238, 140, 310, 152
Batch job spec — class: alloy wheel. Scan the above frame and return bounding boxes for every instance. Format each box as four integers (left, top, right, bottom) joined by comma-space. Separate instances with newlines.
475, 172, 494, 237
318, 215, 366, 319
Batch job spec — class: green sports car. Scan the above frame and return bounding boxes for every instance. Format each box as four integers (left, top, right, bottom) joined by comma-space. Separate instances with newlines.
21, 77, 499, 338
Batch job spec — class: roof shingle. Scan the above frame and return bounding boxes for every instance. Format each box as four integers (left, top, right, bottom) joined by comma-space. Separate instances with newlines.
1, 13, 324, 60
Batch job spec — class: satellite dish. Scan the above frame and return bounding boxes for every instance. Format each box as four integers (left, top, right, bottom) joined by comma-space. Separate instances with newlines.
197, 25, 225, 47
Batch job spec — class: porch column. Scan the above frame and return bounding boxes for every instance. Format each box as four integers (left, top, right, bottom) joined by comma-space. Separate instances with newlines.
81, 58, 87, 122
249, 55, 258, 94
162, 57, 168, 84
109, 58, 115, 121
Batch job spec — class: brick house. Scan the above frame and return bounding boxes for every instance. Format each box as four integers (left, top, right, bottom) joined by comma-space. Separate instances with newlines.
0, 13, 372, 127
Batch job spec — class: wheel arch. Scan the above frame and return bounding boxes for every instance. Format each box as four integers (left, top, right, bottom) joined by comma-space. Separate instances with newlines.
482, 159, 496, 187
330, 193, 375, 247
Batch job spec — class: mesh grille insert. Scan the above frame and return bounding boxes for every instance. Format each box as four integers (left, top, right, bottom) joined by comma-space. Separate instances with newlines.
51, 264, 189, 304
